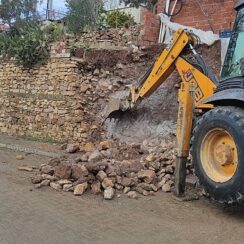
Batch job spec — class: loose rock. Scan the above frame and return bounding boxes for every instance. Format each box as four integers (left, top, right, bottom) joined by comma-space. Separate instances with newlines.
54, 164, 71, 179
31, 175, 43, 184
104, 187, 115, 200
102, 178, 115, 189
17, 166, 33, 172
74, 182, 88, 196
96, 170, 107, 182
138, 170, 156, 184
91, 181, 102, 195
66, 144, 80, 153
127, 191, 138, 199
162, 183, 171, 193
50, 182, 62, 190
16, 154, 25, 160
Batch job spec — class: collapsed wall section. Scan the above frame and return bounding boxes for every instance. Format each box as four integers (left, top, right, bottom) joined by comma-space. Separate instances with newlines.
0, 40, 221, 146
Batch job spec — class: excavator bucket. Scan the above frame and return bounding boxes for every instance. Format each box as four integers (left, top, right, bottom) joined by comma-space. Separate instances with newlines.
103, 90, 132, 120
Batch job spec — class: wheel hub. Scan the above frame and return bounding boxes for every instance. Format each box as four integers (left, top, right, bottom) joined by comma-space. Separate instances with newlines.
200, 128, 238, 183
215, 144, 234, 166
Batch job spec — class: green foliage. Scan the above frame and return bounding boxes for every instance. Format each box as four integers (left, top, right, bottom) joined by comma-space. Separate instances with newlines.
120, 0, 156, 9
68, 40, 90, 56
0, 0, 40, 26
44, 22, 65, 42
65, 0, 104, 34
0, 21, 60, 68
106, 11, 135, 28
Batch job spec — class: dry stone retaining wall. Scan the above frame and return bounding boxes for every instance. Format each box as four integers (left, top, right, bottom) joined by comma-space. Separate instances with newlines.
0, 58, 91, 143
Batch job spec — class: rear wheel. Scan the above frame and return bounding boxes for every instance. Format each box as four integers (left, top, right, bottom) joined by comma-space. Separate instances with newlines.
192, 106, 244, 204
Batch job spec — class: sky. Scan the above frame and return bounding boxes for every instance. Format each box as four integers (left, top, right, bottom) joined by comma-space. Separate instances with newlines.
39, 0, 125, 13
39, 0, 67, 13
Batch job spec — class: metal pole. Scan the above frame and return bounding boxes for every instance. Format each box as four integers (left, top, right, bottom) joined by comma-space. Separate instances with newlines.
47, 0, 53, 20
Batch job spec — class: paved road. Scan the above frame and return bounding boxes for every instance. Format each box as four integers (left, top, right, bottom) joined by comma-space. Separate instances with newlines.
1, 148, 244, 244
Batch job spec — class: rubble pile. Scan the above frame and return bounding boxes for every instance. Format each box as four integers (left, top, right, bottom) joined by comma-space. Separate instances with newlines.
31, 138, 193, 200
74, 25, 141, 48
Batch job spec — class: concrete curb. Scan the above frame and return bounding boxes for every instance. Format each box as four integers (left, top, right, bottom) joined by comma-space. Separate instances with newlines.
0, 143, 60, 158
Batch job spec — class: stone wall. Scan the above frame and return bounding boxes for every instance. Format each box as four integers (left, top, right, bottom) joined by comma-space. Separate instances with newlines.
0, 58, 85, 142
74, 25, 141, 48
0, 46, 148, 146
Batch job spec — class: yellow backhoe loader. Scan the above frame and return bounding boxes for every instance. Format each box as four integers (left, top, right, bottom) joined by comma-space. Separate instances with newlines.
105, 1, 244, 204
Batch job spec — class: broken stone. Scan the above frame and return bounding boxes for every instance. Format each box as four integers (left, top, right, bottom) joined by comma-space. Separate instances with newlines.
40, 165, 54, 175
80, 84, 89, 93
186, 175, 198, 186
102, 178, 115, 189
81, 154, 89, 162
83, 142, 96, 152
31, 175, 43, 184
74, 157, 82, 163
93, 68, 100, 76
162, 183, 171, 193
16, 154, 25, 160
123, 187, 130, 194
17, 166, 33, 172
66, 144, 79, 153
104, 187, 115, 200
99, 140, 113, 150
157, 178, 168, 189
50, 182, 62, 190
137, 183, 157, 192
71, 165, 89, 180
116, 63, 124, 69
58, 179, 72, 186
63, 184, 73, 192
142, 190, 150, 196
120, 177, 132, 187
145, 154, 156, 162
88, 150, 102, 162
86, 161, 108, 174
116, 175, 122, 184
115, 183, 124, 190
96, 170, 107, 182
54, 164, 71, 179
48, 158, 61, 167
165, 165, 174, 174
41, 174, 56, 181
127, 191, 138, 199
40, 179, 51, 187
137, 170, 156, 183
74, 182, 88, 196
91, 181, 102, 195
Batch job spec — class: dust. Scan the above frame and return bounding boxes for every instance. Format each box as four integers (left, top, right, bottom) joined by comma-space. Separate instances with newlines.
104, 76, 179, 143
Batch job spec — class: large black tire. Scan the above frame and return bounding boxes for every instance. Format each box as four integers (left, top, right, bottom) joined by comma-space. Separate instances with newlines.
192, 106, 244, 204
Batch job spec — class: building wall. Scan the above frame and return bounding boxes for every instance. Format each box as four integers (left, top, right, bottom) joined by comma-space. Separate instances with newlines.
118, 6, 146, 24
140, 0, 238, 45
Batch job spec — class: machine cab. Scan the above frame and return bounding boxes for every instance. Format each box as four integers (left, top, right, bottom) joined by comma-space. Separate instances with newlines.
221, 0, 244, 80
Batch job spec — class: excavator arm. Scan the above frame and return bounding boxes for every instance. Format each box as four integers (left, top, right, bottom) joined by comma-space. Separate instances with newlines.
105, 29, 216, 197
129, 29, 216, 108
130, 29, 194, 105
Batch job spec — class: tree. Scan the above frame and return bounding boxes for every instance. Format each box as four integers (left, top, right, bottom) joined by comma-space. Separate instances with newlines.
65, 0, 104, 34
0, 0, 40, 26
120, 0, 157, 9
